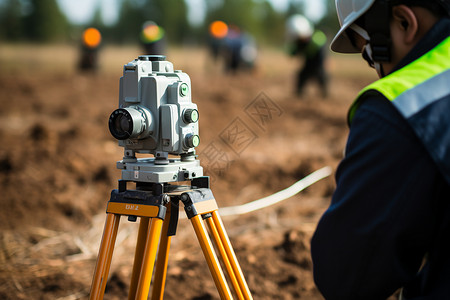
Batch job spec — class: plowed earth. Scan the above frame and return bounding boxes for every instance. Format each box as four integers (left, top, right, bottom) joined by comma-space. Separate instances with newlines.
0, 44, 376, 300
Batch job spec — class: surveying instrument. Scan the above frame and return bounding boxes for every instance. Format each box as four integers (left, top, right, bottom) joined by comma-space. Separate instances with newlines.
89, 55, 253, 300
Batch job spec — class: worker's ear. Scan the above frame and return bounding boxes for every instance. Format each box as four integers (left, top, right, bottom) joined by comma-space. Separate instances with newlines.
391, 5, 419, 44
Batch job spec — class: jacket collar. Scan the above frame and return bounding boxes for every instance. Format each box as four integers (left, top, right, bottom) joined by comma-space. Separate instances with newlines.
391, 18, 450, 74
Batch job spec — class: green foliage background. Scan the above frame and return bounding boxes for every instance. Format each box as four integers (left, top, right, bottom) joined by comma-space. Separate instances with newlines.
0, 0, 339, 46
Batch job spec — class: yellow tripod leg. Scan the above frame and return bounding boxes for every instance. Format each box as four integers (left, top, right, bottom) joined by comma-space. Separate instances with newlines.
151, 205, 173, 300
212, 211, 253, 300
135, 217, 164, 300
128, 217, 150, 300
191, 215, 233, 300
206, 216, 244, 299
90, 213, 120, 300
99, 215, 120, 297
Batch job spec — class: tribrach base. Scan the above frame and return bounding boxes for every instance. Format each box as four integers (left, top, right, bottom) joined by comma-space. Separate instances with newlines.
89, 177, 253, 300
117, 157, 203, 183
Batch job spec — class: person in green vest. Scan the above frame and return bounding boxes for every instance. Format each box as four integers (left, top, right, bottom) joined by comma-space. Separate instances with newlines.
140, 21, 166, 55
311, 0, 450, 299
286, 14, 329, 98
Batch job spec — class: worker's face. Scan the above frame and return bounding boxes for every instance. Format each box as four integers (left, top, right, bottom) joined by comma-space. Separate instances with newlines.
346, 26, 393, 78
345, 5, 438, 78
346, 29, 366, 53
346, 28, 378, 71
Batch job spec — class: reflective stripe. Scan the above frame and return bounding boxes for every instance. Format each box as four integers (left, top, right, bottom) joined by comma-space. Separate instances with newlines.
393, 69, 450, 118
348, 36, 450, 124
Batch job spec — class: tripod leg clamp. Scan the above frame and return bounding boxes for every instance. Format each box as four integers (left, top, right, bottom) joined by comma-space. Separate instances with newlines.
180, 188, 218, 219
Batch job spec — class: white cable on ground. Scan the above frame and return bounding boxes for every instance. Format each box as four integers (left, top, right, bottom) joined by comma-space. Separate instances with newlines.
218, 166, 332, 217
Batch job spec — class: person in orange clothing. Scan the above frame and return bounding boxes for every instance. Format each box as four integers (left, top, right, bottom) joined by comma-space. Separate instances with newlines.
208, 20, 228, 63
78, 27, 102, 71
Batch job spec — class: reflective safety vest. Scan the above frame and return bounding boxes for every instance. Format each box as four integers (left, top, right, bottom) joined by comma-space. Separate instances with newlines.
305, 30, 327, 58
141, 25, 165, 44
348, 36, 450, 184
291, 30, 327, 58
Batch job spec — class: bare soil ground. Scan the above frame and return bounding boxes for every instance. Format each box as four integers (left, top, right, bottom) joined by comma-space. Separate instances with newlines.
0, 44, 376, 299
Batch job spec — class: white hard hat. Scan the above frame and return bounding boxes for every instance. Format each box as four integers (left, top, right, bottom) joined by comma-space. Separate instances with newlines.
331, 0, 376, 53
286, 14, 314, 40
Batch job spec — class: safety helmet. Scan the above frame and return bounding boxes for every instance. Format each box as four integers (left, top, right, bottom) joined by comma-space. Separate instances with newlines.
331, 0, 376, 53
209, 20, 229, 39
82, 27, 102, 49
332, 0, 450, 53
286, 14, 314, 40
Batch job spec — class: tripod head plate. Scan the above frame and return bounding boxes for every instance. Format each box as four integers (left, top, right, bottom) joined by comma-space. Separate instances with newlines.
117, 157, 203, 183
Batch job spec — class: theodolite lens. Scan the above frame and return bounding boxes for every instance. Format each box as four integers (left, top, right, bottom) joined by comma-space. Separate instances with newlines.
109, 108, 134, 140
115, 114, 130, 133
109, 107, 153, 140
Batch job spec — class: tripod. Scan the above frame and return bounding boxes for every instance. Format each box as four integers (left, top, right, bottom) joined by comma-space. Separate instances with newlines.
89, 175, 253, 300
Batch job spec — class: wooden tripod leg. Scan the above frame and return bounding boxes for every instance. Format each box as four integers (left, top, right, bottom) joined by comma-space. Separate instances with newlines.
211, 211, 253, 300
151, 205, 173, 300
135, 217, 164, 300
90, 213, 121, 300
128, 217, 150, 300
190, 215, 233, 300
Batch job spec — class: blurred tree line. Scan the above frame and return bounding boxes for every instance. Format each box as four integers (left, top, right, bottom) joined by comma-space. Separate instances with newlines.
0, 0, 339, 46
0, 0, 69, 42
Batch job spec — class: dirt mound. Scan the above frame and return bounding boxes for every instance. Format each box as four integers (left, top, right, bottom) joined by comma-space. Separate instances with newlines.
0, 45, 376, 299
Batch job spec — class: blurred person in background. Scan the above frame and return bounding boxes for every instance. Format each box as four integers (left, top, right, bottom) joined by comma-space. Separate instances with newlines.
238, 31, 258, 70
140, 21, 166, 55
286, 14, 328, 98
78, 27, 102, 71
222, 24, 258, 73
208, 20, 228, 63
311, 0, 450, 299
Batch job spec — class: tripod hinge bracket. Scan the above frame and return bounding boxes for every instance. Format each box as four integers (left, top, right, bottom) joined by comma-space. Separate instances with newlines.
180, 188, 218, 219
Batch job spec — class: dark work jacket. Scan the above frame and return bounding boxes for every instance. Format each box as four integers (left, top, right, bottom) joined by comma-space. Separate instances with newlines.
311, 18, 450, 300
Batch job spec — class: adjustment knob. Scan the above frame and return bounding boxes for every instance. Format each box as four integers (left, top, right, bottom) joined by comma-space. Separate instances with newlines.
138, 55, 166, 61
183, 108, 199, 123
185, 134, 200, 148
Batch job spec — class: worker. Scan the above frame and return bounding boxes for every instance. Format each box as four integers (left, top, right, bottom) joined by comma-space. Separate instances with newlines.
78, 27, 102, 71
286, 14, 328, 98
311, 0, 450, 299
208, 20, 228, 62
222, 25, 257, 73
140, 21, 166, 55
